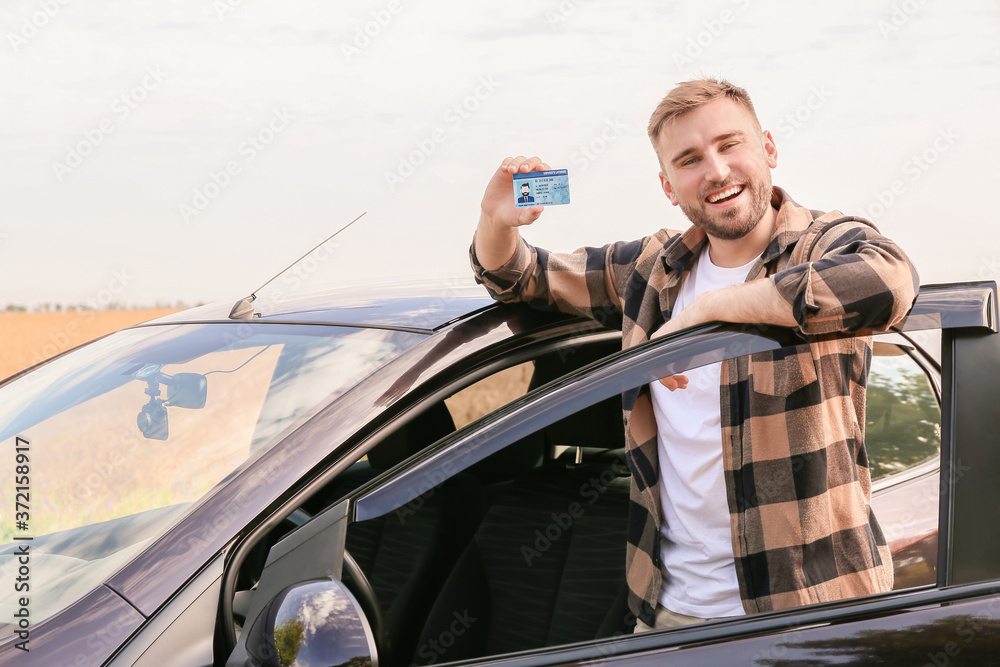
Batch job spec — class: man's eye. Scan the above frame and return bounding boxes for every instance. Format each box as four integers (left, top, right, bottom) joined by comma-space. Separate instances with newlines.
681, 157, 699, 166
721, 142, 739, 150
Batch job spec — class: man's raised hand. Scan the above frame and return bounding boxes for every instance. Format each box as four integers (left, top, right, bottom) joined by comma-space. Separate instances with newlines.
482, 156, 551, 226
475, 156, 550, 271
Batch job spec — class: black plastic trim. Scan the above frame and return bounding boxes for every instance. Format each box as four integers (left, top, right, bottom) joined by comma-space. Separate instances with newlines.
938, 329, 957, 587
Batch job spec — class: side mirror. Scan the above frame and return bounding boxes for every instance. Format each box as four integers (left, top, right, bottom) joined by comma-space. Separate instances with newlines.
230, 578, 378, 667
166, 372, 207, 409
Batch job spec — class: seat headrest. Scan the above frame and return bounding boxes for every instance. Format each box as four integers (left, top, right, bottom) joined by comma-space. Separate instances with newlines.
545, 395, 625, 451
468, 430, 545, 484
368, 401, 456, 470
531, 346, 625, 453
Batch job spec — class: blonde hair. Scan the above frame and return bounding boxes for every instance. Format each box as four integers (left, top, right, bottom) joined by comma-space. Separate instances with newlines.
647, 78, 760, 145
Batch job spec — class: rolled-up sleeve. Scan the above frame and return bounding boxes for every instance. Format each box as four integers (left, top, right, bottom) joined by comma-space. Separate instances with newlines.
771, 220, 920, 336
470, 231, 647, 327
469, 233, 536, 303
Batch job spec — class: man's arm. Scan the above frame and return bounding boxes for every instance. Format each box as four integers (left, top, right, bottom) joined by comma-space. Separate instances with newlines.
652, 220, 918, 392
472, 156, 645, 325
656, 219, 919, 338
474, 156, 547, 271
654, 278, 796, 338
770, 219, 919, 336
652, 280, 794, 391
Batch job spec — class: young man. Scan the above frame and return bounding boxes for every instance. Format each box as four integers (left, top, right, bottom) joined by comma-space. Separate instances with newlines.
470, 79, 919, 631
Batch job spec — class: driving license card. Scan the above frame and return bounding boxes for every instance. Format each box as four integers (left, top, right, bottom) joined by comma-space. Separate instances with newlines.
513, 169, 570, 208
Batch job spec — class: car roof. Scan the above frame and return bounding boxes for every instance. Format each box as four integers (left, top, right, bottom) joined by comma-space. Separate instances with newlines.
137, 279, 499, 332
135, 280, 1000, 337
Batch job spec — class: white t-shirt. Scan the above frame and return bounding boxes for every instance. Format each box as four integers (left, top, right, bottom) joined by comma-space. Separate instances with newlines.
649, 248, 758, 618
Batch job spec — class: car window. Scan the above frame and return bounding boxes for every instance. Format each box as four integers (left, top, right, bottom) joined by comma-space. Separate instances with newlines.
0, 323, 422, 635
867, 334, 943, 591
0, 324, 418, 538
444, 361, 533, 429
866, 341, 941, 481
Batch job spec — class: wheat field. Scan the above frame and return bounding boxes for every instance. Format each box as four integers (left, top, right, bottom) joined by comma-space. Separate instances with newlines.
0, 309, 181, 381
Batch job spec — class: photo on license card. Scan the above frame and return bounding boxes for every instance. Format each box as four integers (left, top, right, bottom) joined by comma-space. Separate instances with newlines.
513, 169, 570, 208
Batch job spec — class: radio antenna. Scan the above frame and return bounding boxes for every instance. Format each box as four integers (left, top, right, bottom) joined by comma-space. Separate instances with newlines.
229, 211, 366, 320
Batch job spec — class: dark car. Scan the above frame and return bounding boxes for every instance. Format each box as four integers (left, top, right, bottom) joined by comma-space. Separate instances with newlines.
0, 279, 996, 666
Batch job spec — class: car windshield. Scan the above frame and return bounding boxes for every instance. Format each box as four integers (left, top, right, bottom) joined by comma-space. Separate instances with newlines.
0, 322, 422, 633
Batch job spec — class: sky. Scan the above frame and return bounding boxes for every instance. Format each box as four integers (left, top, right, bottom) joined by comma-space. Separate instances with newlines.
1, 0, 998, 310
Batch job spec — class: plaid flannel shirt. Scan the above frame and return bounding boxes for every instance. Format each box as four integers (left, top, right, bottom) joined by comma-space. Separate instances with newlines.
471, 187, 920, 627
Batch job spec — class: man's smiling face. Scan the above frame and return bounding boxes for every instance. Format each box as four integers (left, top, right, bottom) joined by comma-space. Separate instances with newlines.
654, 97, 777, 241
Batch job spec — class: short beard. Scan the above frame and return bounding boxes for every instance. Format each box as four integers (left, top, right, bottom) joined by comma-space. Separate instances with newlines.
679, 177, 771, 241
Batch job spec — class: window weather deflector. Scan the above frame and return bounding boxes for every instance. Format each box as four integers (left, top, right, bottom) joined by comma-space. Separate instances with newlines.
228, 211, 367, 320
899, 281, 998, 333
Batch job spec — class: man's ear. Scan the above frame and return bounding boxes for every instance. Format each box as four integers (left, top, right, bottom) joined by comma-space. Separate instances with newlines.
762, 130, 778, 169
659, 171, 679, 206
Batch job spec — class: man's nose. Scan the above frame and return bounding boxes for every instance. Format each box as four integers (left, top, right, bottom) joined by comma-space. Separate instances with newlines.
703, 151, 730, 183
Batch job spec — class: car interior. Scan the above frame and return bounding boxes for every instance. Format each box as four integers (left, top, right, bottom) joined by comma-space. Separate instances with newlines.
234, 338, 631, 666
231, 331, 943, 667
